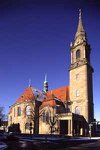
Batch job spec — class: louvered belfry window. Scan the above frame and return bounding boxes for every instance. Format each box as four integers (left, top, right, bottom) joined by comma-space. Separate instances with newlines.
76, 49, 80, 59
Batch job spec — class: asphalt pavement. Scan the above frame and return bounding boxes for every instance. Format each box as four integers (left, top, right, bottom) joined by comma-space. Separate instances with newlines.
4, 139, 100, 150
59, 139, 100, 150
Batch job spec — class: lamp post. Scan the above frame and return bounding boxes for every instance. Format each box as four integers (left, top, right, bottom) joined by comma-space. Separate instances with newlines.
89, 123, 93, 139
89, 121, 97, 138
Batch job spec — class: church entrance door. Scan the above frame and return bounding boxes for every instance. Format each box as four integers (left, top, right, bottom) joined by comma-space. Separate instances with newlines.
60, 120, 68, 135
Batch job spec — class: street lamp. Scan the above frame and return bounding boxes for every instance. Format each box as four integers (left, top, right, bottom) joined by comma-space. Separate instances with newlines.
89, 121, 98, 138
89, 123, 93, 139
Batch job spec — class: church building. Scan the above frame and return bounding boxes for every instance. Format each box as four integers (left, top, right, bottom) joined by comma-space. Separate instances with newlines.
8, 10, 94, 136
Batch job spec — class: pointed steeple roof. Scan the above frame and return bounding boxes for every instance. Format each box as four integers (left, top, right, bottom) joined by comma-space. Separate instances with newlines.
15, 86, 46, 104
15, 86, 35, 104
44, 74, 47, 83
75, 9, 85, 39
77, 9, 84, 32
41, 85, 70, 107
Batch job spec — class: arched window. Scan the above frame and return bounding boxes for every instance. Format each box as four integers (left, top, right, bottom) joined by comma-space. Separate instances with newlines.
25, 105, 31, 116
42, 110, 50, 123
76, 49, 80, 59
25, 123, 30, 130
76, 90, 79, 97
17, 107, 21, 116
14, 108, 15, 117
30, 122, 32, 130
46, 112, 49, 123
10, 116, 12, 124
75, 106, 80, 115
42, 111, 45, 122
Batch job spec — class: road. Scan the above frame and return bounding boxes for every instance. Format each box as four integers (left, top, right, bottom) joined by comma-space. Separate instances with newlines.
61, 140, 100, 150
5, 140, 38, 150
6, 140, 57, 150
5, 139, 100, 150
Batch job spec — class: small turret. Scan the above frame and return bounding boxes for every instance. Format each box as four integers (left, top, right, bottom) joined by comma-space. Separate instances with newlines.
43, 74, 48, 93
29, 79, 31, 87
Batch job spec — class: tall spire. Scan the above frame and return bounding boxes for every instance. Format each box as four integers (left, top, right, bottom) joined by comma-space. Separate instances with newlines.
44, 74, 47, 82
29, 79, 31, 87
75, 9, 85, 39
43, 74, 48, 92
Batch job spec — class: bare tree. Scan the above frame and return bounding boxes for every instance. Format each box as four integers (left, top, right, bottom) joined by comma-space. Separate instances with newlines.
0, 106, 5, 126
46, 106, 58, 134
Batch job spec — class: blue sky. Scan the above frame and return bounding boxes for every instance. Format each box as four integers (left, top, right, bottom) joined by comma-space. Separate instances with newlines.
0, 0, 100, 121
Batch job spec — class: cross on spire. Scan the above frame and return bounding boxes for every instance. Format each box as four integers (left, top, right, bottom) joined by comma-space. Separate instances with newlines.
79, 9, 82, 19
75, 9, 85, 39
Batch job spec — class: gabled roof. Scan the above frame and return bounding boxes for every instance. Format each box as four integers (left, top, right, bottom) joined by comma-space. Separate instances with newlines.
14, 85, 69, 107
47, 85, 69, 102
42, 99, 56, 107
42, 85, 70, 107
15, 86, 35, 104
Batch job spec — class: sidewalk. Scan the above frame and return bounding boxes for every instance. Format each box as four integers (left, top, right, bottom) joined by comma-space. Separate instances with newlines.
17, 135, 100, 143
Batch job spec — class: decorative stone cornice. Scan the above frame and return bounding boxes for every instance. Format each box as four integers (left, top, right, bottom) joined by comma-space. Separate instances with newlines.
69, 58, 94, 72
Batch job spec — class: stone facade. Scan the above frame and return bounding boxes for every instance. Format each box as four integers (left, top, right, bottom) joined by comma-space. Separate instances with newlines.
69, 10, 94, 124
8, 10, 94, 136
8, 100, 35, 134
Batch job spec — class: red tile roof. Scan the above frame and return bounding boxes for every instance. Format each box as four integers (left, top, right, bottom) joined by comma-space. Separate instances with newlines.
42, 99, 56, 107
15, 86, 35, 104
14, 85, 70, 107
42, 85, 70, 107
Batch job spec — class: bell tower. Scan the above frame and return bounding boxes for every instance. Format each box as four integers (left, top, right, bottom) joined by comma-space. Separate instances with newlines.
69, 10, 94, 123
